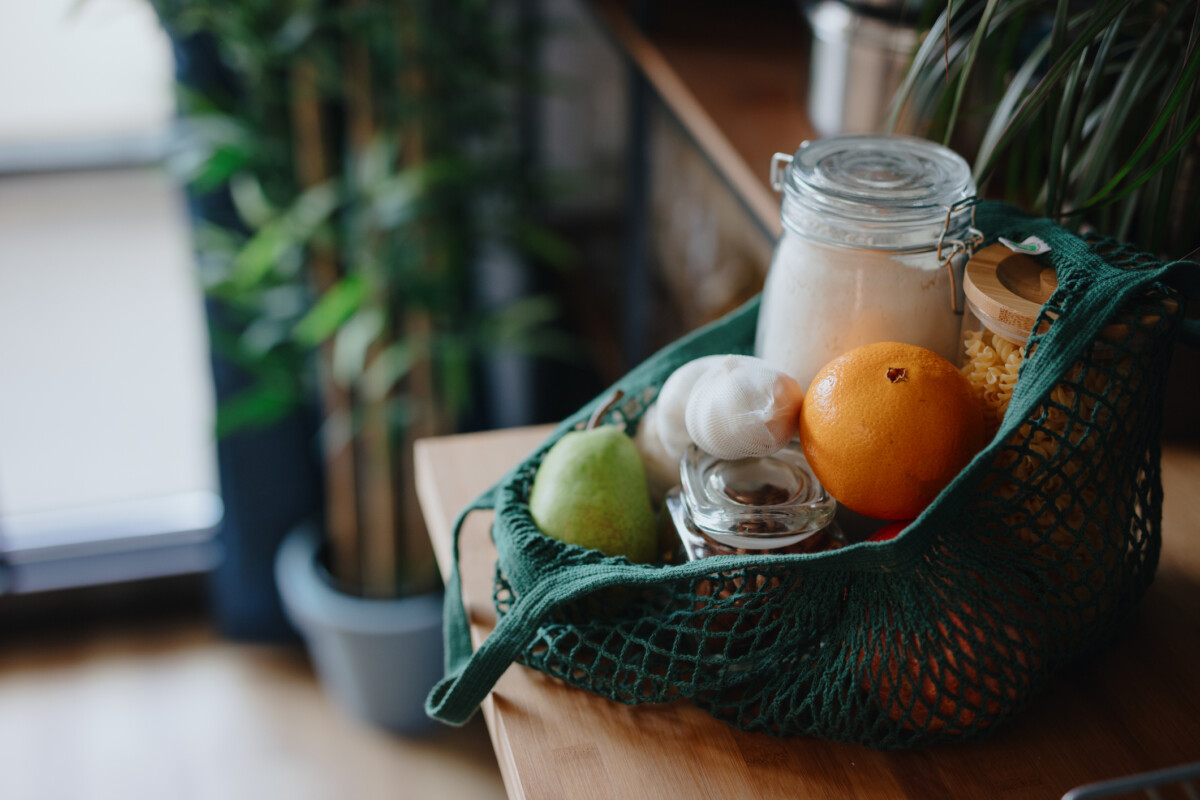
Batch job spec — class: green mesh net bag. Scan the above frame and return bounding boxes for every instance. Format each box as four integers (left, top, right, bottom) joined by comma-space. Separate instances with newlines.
426, 202, 1198, 748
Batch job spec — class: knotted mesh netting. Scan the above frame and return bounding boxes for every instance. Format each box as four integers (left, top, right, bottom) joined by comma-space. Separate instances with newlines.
427, 202, 1195, 748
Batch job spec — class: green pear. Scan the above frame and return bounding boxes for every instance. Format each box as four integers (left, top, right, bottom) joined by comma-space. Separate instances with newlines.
529, 426, 658, 563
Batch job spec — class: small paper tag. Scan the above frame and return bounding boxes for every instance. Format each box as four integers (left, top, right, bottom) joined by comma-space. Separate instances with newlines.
998, 235, 1051, 255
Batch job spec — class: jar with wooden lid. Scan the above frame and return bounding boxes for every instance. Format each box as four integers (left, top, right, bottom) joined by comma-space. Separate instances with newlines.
959, 243, 1058, 435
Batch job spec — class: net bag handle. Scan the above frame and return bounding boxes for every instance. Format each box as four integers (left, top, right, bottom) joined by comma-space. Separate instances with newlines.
436, 485, 501, 686
426, 470, 651, 725
426, 478, 652, 725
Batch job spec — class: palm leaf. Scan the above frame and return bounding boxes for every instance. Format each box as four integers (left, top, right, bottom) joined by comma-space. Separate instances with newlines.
1063, 13, 1127, 192
1077, 22, 1200, 209
1066, 112, 1200, 214
886, 0, 967, 131
942, 0, 1002, 143
974, 0, 1129, 185
1046, 44, 1090, 217
1070, 2, 1189, 206
974, 32, 1053, 187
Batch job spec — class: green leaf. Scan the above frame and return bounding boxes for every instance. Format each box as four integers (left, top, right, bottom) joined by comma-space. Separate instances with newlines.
259, 284, 310, 320
190, 146, 252, 193
974, 0, 1130, 184
229, 173, 278, 229
215, 381, 297, 438
1064, 14, 1126, 193
274, 10, 317, 52
888, 0, 1041, 134
886, 0, 956, 132
230, 181, 341, 288
1071, 3, 1187, 204
289, 181, 342, 232
1065, 111, 1200, 215
943, 0, 1002, 145
362, 339, 422, 401
355, 136, 398, 192
1078, 26, 1200, 209
1047, 44, 1090, 217
241, 317, 293, 356
369, 170, 424, 229
293, 274, 370, 347
232, 226, 295, 288
1044, 0, 1077, 215
975, 32, 1052, 186
331, 308, 385, 385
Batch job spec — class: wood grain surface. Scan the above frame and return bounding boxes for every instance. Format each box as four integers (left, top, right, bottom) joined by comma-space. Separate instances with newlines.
415, 426, 1200, 800
0, 610, 507, 800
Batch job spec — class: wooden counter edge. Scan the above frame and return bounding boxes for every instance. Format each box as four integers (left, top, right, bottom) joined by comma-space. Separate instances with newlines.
414, 426, 555, 800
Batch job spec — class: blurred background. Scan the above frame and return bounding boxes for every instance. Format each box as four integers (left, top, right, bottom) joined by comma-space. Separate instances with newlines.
1, 0, 1196, 797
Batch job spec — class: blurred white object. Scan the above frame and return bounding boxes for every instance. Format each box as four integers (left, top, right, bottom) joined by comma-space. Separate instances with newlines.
0, 0, 218, 592
0, 0, 172, 149
685, 355, 804, 460
0, 169, 219, 591
634, 355, 742, 503
804, 0, 920, 137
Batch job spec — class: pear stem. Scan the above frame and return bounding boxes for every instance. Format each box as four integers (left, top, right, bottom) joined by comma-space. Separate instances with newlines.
586, 389, 626, 430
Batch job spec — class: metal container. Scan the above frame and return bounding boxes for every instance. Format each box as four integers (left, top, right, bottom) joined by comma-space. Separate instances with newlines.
804, 0, 922, 136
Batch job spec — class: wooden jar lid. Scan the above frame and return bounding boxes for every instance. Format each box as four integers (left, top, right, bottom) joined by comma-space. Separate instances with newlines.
963, 244, 1057, 341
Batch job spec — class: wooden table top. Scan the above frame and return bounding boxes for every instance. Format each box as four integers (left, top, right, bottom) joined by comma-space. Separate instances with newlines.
415, 425, 1200, 800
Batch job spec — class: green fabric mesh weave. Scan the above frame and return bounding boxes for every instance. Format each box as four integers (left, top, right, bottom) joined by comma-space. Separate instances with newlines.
427, 202, 1196, 748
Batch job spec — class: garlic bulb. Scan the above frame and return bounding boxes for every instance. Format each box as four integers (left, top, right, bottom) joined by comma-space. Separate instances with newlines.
685, 355, 804, 460
653, 355, 726, 460
633, 404, 679, 505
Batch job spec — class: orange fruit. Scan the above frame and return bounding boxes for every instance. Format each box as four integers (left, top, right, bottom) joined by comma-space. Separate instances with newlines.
799, 342, 985, 520
863, 604, 1035, 735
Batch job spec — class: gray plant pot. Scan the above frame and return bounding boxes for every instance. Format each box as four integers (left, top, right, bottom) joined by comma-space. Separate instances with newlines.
275, 524, 444, 734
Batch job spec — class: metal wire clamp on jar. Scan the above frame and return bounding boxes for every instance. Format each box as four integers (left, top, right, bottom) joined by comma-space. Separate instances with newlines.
756, 135, 983, 391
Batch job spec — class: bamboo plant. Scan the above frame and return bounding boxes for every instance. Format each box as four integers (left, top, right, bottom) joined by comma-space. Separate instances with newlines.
153, 0, 559, 597
890, 0, 1200, 258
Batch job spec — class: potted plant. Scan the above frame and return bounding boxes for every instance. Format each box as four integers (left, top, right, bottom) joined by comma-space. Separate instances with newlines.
151, 0, 558, 731
890, 0, 1200, 259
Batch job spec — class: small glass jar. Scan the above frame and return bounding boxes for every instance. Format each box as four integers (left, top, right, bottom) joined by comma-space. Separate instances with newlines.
664, 442, 844, 560
756, 134, 977, 390
959, 243, 1056, 434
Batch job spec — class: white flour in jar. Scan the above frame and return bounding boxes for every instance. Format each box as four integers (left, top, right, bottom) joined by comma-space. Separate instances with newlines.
755, 235, 963, 391
756, 136, 976, 388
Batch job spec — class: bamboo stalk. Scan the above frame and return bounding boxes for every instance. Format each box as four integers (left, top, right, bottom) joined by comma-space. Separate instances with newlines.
346, 5, 404, 598
290, 58, 363, 588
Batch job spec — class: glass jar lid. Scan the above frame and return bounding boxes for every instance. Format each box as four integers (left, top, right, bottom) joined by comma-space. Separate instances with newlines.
776, 134, 975, 250
679, 442, 836, 549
